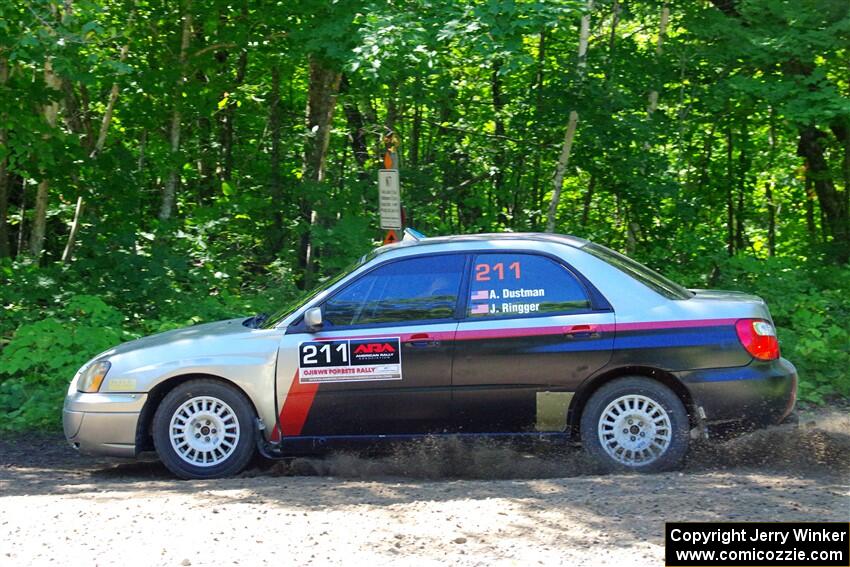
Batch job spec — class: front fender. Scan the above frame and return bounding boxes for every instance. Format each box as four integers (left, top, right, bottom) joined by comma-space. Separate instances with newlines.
100, 328, 284, 434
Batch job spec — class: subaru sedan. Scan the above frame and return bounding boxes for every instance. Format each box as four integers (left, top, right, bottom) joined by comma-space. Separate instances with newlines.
64, 231, 797, 478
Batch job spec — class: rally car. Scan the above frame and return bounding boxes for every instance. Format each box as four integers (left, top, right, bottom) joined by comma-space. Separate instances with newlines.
63, 231, 797, 478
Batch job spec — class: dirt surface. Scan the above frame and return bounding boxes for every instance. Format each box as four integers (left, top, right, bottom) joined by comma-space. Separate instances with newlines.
1, 410, 848, 566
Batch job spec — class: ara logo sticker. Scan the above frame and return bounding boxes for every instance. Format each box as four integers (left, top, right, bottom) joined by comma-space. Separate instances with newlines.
350, 338, 401, 365
353, 342, 396, 354
298, 337, 402, 384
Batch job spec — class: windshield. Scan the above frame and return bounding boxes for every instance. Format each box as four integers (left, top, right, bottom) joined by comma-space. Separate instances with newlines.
584, 243, 693, 300
260, 257, 369, 329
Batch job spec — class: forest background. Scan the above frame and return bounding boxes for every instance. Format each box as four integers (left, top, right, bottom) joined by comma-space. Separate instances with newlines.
0, 0, 848, 430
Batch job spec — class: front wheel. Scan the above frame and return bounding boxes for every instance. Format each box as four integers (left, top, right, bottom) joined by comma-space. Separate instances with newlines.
580, 377, 689, 473
153, 379, 257, 479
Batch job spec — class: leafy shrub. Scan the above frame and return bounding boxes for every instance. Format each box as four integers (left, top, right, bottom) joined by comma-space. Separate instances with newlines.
0, 295, 132, 431
736, 261, 850, 404
666, 255, 850, 404
0, 245, 301, 432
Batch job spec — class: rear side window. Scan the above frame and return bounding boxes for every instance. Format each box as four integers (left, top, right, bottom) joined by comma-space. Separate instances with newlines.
322, 254, 464, 327
583, 243, 693, 300
467, 253, 590, 318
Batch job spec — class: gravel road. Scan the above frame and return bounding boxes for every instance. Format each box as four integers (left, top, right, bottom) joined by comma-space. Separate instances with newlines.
1, 410, 848, 566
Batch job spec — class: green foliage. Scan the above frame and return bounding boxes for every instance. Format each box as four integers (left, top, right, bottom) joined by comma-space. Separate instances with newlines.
0, 243, 301, 431
0, 295, 128, 430
669, 256, 850, 404
0, 0, 848, 433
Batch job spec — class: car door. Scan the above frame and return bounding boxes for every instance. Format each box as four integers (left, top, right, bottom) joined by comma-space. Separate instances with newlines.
276, 253, 466, 437
452, 251, 615, 433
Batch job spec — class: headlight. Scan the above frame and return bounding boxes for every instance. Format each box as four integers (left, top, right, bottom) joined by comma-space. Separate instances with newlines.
77, 361, 111, 393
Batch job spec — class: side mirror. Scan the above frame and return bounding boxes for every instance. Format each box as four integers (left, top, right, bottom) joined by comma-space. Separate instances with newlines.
304, 307, 323, 331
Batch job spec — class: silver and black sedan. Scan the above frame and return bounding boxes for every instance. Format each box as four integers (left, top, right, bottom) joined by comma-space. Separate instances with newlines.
64, 231, 797, 478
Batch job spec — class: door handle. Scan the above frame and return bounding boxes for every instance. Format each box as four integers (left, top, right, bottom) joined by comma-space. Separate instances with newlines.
564, 324, 601, 339
406, 333, 441, 348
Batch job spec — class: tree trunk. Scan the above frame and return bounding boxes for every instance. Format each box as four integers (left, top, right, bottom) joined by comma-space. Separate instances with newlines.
581, 175, 595, 226
531, 28, 547, 229
268, 65, 284, 253
195, 40, 214, 201
15, 176, 26, 257
0, 56, 9, 258
0, 159, 8, 258
62, 28, 132, 263
735, 115, 749, 251
60, 79, 92, 149
409, 99, 422, 168
546, 0, 593, 233
804, 163, 816, 238
159, 0, 192, 222
830, 118, 850, 216
765, 181, 776, 256
726, 123, 734, 256
90, 42, 130, 158
695, 123, 716, 196
765, 108, 778, 257
302, 56, 342, 183
298, 54, 342, 288
61, 197, 85, 262
29, 58, 62, 258
646, 1, 669, 117
340, 75, 370, 179
137, 128, 147, 178
546, 111, 579, 232
605, 0, 620, 76
491, 58, 506, 223
219, 49, 248, 184
797, 126, 849, 261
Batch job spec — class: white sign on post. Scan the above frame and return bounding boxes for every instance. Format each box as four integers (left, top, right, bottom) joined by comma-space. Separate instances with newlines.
378, 169, 402, 229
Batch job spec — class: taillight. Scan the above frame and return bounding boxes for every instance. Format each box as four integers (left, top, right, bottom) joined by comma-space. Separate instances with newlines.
735, 318, 780, 360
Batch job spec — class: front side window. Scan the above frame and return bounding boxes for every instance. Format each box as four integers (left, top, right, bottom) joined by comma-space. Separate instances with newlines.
467, 253, 590, 318
322, 254, 464, 327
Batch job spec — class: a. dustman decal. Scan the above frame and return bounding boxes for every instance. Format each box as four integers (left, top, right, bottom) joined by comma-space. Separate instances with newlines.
469, 257, 545, 316
298, 338, 402, 384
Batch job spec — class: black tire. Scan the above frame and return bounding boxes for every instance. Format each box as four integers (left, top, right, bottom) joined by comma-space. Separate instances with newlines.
580, 377, 689, 473
153, 379, 257, 479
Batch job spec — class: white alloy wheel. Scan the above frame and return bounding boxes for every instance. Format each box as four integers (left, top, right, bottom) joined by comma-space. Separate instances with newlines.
169, 396, 241, 467
597, 394, 672, 466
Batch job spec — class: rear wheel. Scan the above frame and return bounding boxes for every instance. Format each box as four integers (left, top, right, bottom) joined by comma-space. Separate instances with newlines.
153, 379, 256, 479
580, 377, 689, 472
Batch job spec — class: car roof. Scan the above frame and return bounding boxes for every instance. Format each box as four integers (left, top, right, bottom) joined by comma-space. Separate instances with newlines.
373, 232, 589, 257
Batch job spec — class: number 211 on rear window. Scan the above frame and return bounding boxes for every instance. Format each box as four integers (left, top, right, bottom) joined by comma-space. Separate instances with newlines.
475, 261, 521, 281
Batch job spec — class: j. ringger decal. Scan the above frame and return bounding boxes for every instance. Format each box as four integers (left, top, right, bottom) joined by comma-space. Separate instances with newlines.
298, 338, 402, 384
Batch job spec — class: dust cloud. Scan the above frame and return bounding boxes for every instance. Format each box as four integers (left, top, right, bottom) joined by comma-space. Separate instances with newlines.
250, 410, 850, 480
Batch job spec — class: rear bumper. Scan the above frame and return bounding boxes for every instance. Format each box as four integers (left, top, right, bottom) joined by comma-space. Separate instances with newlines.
677, 357, 797, 430
63, 392, 147, 458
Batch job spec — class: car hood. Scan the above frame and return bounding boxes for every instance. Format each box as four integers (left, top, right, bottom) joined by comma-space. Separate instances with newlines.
105, 318, 253, 357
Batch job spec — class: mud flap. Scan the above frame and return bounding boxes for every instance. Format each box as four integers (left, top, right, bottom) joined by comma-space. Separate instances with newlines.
535, 392, 574, 432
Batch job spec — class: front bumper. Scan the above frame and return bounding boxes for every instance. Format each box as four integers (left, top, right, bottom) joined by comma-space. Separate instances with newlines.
678, 357, 797, 431
63, 391, 147, 458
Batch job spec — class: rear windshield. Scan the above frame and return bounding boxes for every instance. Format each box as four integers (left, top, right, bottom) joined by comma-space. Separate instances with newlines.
584, 243, 693, 300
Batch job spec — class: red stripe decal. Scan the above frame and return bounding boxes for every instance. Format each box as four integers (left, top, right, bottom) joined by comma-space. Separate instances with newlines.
270, 370, 318, 440
312, 318, 737, 344
316, 331, 457, 342
615, 318, 737, 332
455, 326, 568, 341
